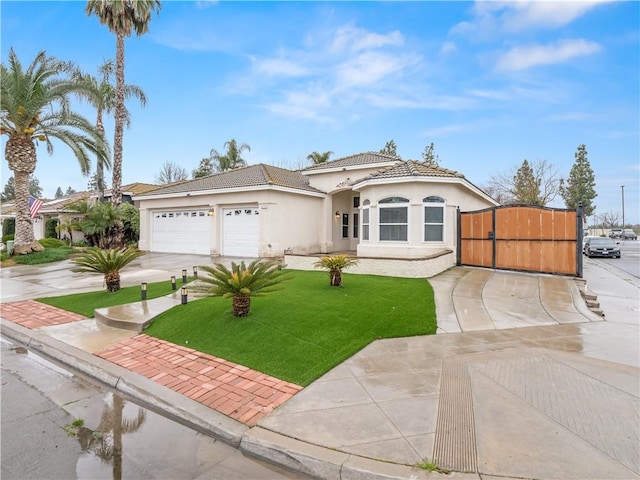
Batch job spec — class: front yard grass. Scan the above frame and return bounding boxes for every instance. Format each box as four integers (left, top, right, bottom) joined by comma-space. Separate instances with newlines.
146, 270, 436, 386
37, 278, 193, 317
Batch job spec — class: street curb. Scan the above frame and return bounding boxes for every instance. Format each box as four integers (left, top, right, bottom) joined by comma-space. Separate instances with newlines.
0, 318, 247, 446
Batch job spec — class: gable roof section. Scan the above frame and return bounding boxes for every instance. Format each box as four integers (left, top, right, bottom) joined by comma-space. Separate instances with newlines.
138, 164, 324, 198
355, 160, 464, 184
102, 182, 163, 197
302, 152, 400, 173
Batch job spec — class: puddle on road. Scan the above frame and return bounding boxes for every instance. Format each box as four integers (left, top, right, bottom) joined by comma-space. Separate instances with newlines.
66, 391, 304, 479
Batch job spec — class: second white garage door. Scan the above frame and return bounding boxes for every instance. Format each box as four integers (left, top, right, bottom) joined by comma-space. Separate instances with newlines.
222, 207, 259, 257
152, 210, 211, 255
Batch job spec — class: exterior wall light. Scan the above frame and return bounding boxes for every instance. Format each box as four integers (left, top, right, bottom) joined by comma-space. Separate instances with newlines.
208, 207, 215, 217
181, 286, 188, 305
171, 276, 177, 290
182, 269, 187, 284
335, 211, 340, 219
141, 282, 147, 300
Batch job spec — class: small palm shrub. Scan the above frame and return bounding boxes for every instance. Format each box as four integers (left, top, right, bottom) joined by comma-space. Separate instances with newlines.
313, 254, 359, 286
71, 247, 145, 292
193, 259, 288, 317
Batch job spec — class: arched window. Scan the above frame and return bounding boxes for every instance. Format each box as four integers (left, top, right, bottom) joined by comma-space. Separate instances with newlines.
379, 197, 409, 241
362, 199, 370, 241
423, 196, 445, 242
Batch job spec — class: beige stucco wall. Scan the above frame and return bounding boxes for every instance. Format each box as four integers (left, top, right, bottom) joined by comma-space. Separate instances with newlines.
354, 180, 495, 259
138, 188, 323, 257
285, 250, 455, 278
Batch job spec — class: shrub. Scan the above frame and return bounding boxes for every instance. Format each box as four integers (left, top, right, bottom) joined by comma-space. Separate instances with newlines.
313, 254, 359, 286
71, 247, 146, 292
39, 238, 65, 248
2, 234, 15, 243
45, 218, 58, 238
2, 218, 15, 237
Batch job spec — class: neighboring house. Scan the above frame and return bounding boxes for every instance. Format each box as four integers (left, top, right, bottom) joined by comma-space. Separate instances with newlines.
135, 152, 498, 276
1, 183, 161, 242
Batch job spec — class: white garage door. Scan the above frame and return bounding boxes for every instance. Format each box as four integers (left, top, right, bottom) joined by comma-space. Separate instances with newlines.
152, 210, 211, 255
222, 207, 259, 257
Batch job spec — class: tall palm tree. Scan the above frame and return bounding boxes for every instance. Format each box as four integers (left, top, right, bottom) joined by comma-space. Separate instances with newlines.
307, 151, 333, 165
1, 49, 109, 255
209, 139, 250, 172
86, 0, 161, 212
78, 59, 147, 200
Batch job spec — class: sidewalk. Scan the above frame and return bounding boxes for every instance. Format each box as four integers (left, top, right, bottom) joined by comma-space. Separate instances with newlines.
1, 254, 638, 480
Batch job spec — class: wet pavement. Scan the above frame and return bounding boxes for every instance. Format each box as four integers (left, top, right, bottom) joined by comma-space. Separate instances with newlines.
1, 251, 639, 479
1, 336, 305, 480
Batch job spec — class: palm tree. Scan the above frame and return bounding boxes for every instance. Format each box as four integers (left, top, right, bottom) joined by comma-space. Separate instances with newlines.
194, 259, 288, 317
55, 216, 82, 244
314, 254, 359, 287
86, 0, 161, 213
71, 247, 145, 292
209, 139, 251, 172
307, 151, 333, 165
78, 59, 147, 200
81, 201, 124, 248
1, 49, 109, 255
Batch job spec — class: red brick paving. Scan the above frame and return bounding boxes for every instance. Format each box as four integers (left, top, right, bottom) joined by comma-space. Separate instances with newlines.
96, 334, 303, 426
0, 300, 87, 328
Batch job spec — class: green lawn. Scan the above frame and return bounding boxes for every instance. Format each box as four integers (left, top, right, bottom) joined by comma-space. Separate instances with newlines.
12, 247, 76, 265
145, 270, 436, 386
37, 278, 193, 317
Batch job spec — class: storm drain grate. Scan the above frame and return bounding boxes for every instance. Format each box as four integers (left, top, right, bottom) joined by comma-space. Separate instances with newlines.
432, 357, 477, 473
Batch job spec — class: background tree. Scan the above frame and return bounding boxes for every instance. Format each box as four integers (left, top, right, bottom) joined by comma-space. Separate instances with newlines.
88, 172, 108, 191
76, 59, 147, 200
1, 175, 43, 202
192, 157, 214, 178
86, 0, 161, 230
54, 187, 64, 198
307, 151, 333, 165
600, 211, 621, 230
487, 159, 561, 206
379, 139, 398, 156
560, 144, 597, 216
65, 186, 77, 195
422, 143, 439, 165
209, 139, 250, 172
1, 49, 108, 254
154, 160, 188, 184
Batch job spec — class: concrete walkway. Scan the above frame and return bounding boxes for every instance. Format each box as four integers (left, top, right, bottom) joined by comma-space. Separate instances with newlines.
1, 253, 639, 480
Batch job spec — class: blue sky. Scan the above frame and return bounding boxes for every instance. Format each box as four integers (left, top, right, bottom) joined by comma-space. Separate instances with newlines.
2, 1, 639, 224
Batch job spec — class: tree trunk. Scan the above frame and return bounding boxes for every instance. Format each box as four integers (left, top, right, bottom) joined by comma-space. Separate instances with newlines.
5, 136, 44, 255
329, 268, 342, 286
105, 271, 121, 292
232, 295, 251, 317
95, 109, 105, 201
112, 31, 125, 209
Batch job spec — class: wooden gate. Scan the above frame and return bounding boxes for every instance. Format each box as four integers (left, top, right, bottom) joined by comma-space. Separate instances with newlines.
457, 205, 583, 276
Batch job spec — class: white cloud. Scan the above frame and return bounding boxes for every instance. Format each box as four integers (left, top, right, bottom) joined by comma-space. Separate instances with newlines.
335, 51, 419, 88
195, 1, 218, 9
495, 39, 602, 71
439, 41, 457, 56
546, 112, 594, 121
452, 0, 614, 37
329, 25, 404, 54
423, 124, 473, 137
252, 57, 309, 78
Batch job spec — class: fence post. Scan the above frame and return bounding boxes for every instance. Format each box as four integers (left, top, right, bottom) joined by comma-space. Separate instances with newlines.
576, 202, 584, 277
456, 207, 461, 266
491, 207, 497, 270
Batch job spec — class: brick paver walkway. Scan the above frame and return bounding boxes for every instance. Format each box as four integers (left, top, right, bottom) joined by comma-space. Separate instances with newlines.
0, 300, 87, 329
96, 334, 303, 426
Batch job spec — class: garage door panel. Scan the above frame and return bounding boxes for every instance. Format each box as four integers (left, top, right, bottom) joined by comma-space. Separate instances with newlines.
152, 210, 211, 255
223, 208, 259, 257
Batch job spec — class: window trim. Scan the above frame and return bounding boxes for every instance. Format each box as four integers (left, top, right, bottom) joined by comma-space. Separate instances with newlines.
423, 196, 445, 243
378, 196, 409, 242
362, 199, 370, 241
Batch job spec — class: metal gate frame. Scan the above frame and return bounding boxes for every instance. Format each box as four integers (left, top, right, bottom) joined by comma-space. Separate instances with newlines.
457, 204, 584, 277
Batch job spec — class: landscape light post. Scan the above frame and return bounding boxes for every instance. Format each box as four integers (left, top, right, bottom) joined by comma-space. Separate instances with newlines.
171, 276, 176, 290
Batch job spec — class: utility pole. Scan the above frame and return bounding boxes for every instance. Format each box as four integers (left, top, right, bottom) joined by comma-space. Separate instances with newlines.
621, 185, 625, 230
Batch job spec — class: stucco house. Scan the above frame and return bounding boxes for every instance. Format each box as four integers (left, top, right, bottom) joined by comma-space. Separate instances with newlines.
135, 152, 497, 277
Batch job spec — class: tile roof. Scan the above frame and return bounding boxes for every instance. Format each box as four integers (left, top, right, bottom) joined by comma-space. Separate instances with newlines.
353, 160, 465, 184
139, 164, 324, 197
301, 152, 400, 172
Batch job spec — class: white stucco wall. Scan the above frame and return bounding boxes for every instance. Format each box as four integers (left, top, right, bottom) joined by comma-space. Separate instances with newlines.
138, 188, 323, 257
